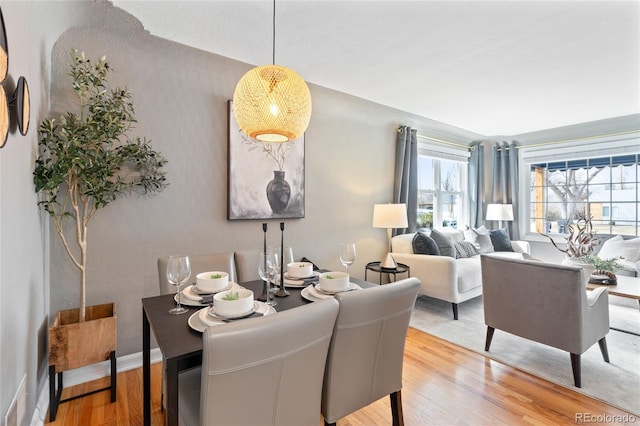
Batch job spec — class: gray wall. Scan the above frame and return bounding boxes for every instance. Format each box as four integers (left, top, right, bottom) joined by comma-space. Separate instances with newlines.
0, 1, 635, 424
0, 1, 146, 424
47, 4, 483, 359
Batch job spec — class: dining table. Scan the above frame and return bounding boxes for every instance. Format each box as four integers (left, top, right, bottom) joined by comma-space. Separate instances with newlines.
142, 276, 373, 426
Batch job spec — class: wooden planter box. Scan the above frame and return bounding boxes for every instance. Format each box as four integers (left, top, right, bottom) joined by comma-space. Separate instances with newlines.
48, 303, 117, 421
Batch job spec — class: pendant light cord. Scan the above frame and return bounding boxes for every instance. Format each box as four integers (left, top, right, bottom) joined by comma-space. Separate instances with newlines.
272, 0, 276, 65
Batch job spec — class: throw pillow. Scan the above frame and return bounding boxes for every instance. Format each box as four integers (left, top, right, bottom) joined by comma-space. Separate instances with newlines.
489, 228, 514, 252
453, 240, 479, 259
598, 235, 640, 261
463, 225, 494, 254
430, 229, 456, 258
412, 232, 441, 256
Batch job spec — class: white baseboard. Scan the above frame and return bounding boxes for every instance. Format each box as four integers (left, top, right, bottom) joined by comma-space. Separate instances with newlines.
31, 348, 163, 426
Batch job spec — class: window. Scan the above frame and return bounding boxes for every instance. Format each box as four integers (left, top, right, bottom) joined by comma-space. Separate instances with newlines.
417, 156, 466, 229
529, 154, 639, 236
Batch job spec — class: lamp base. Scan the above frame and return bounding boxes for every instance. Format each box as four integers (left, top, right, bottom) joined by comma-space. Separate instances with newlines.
380, 252, 397, 269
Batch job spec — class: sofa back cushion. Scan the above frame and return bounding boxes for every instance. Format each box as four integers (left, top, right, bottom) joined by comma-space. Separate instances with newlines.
463, 225, 494, 253
489, 228, 514, 252
391, 233, 416, 254
598, 235, 640, 262
430, 229, 456, 258
412, 232, 441, 255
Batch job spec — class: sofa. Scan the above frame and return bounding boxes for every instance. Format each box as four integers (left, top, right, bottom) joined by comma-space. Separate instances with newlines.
391, 227, 530, 319
596, 235, 640, 277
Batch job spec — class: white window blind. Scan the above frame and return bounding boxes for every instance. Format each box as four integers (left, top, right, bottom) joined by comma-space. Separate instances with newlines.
519, 132, 639, 164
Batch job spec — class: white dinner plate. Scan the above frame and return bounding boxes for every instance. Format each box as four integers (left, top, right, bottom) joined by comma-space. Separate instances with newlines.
301, 286, 324, 302
177, 283, 241, 306
188, 301, 276, 333
305, 283, 362, 300
284, 270, 319, 280
314, 282, 361, 295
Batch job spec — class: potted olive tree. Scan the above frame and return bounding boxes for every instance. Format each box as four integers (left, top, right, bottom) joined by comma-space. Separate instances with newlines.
34, 49, 167, 419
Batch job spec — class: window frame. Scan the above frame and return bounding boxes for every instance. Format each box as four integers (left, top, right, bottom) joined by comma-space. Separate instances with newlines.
518, 132, 640, 240
417, 143, 469, 230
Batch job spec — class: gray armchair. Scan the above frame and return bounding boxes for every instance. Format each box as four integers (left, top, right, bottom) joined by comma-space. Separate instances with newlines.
480, 254, 610, 387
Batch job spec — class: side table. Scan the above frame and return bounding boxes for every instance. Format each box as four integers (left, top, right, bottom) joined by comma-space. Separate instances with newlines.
365, 261, 410, 285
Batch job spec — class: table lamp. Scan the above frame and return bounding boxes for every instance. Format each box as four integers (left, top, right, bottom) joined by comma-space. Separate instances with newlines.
373, 203, 408, 268
486, 203, 514, 228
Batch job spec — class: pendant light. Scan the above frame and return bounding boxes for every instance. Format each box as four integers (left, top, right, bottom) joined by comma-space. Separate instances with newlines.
232, 0, 312, 143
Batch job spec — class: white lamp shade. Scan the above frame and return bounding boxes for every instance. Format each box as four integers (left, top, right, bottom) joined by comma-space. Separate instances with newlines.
372, 204, 408, 229
486, 204, 514, 221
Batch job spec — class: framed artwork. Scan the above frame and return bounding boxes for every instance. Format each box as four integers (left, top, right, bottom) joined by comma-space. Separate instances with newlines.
227, 100, 305, 220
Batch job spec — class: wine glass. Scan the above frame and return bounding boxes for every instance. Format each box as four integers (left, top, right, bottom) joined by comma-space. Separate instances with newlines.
167, 255, 191, 315
258, 252, 277, 306
339, 243, 356, 274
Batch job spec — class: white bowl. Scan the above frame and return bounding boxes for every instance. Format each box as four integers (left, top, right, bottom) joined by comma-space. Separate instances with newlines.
318, 271, 350, 293
196, 271, 229, 293
287, 262, 313, 278
213, 288, 254, 318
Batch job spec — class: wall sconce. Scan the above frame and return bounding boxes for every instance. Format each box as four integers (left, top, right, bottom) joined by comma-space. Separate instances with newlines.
0, 6, 30, 148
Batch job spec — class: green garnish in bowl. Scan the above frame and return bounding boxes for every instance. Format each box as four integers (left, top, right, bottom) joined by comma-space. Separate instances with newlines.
299, 264, 306, 267
326, 275, 333, 279
211, 273, 223, 279
222, 291, 239, 301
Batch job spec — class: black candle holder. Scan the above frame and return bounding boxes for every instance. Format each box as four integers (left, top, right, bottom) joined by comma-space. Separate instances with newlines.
275, 222, 290, 297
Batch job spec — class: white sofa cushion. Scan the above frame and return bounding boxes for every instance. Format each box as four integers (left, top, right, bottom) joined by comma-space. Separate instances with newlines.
392, 233, 415, 254
463, 225, 494, 253
598, 235, 640, 262
456, 257, 482, 293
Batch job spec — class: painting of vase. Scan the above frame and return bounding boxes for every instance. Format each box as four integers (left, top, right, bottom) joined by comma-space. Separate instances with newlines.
227, 101, 305, 220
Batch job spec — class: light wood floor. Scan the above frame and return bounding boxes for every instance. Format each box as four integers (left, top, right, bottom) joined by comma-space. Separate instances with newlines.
45, 327, 633, 425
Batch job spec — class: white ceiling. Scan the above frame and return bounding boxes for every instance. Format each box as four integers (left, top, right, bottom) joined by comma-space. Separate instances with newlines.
113, 0, 640, 136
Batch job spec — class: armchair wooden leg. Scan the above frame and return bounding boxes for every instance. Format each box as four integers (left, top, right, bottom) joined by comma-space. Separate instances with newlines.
484, 326, 495, 351
570, 353, 581, 388
390, 390, 404, 426
451, 303, 459, 320
598, 337, 610, 363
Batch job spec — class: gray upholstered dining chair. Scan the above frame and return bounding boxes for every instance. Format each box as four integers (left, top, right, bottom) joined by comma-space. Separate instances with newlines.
177, 298, 339, 426
156, 251, 237, 411
157, 252, 237, 295
480, 254, 610, 387
234, 247, 294, 283
321, 277, 420, 426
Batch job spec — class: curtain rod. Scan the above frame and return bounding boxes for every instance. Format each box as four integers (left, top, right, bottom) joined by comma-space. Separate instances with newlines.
516, 129, 639, 149
417, 134, 472, 150
397, 128, 472, 150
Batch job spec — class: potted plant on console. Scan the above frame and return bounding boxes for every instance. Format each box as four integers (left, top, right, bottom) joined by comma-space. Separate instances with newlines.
540, 212, 620, 282
33, 49, 167, 420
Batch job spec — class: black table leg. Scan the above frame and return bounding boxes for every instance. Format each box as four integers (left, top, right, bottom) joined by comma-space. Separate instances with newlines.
143, 310, 151, 426
166, 358, 179, 426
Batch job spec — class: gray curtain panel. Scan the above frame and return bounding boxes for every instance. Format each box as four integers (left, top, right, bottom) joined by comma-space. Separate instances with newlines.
490, 141, 519, 239
393, 126, 418, 235
468, 141, 484, 228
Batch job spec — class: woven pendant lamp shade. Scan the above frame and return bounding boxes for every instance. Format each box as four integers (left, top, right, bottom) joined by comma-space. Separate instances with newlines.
233, 64, 312, 142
